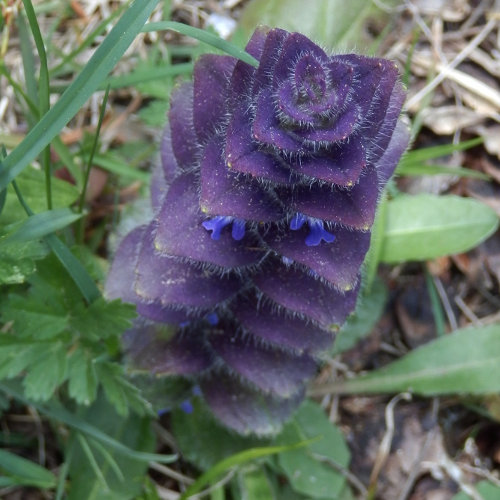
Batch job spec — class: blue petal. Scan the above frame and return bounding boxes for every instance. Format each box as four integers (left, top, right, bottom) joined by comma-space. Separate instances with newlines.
305, 220, 336, 246
231, 219, 246, 240
290, 213, 307, 230
202, 216, 233, 240
180, 400, 194, 414
205, 312, 219, 325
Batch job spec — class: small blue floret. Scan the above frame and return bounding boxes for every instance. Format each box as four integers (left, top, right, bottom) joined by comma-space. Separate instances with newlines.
202, 216, 233, 240
180, 400, 194, 414
290, 213, 307, 230
290, 213, 335, 246
231, 219, 246, 240
305, 219, 336, 246
202, 216, 246, 241
205, 312, 219, 325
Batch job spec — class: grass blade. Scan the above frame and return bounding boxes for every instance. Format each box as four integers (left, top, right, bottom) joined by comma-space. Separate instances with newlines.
397, 163, 490, 180
400, 137, 483, 166
0, 381, 177, 464
22, 0, 53, 209
1, 208, 83, 244
0, 449, 56, 489
142, 21, 259, 67
0, 0, 160, 192
180, 440, 316, 500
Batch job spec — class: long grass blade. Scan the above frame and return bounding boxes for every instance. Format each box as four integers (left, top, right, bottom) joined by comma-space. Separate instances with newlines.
0, 381, 176, 464
142, 21, 259, 67
0, 0, 160, 192
22, 0, 53, 209
180, 439, 317, 500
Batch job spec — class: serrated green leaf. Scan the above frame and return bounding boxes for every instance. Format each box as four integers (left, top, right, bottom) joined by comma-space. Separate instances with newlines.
71, 298, 136, 341
314, 323, 500, 395
97, 362, 151, 417
381, 194, 499, 263
23, 343, 68, 401
276, 401, 350, 499
0, 449, 56, 489
1, 293, 68, 339
0, 342, 40, 379
236, 0, 396, 50
67, 394, 155, 500
67, 348, 99, 406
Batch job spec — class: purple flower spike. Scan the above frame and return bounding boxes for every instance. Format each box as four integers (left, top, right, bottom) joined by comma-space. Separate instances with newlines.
106, 27, 409, 435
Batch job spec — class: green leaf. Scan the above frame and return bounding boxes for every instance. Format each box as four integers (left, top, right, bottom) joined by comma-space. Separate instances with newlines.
142, 21, 258, 67
0, 380, 174, 464
67, 348, 99, 406
172, 398, 269, 471
1, 208, 82, 244
97, 362, 151, 417
237, 0, 396, 50
397, 163, 490, 180
380, 194, 499, 263
180, 439, 313, 500
0, 0, 160, 191
0, 239, 48, 284
313, 323, 500, 395
67, 394, 155, 500
452, 480, 500, 500
332, 278, 388, 355
23, 343, 68, 400
276, 400, 350, 499
400, 137, 483, 166
0, 449, 56, 489
0, 168, 79, 225
0, 293, 68, 339
239, 468, 274, 499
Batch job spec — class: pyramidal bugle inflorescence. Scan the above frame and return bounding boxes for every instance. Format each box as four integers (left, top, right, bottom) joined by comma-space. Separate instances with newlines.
106, 26, 409, 435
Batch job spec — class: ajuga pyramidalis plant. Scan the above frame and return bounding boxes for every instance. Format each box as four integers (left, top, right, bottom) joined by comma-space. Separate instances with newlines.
106, 27, 409, 435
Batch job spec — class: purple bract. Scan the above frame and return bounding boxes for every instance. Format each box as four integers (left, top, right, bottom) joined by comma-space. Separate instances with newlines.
106, 27, 409, 435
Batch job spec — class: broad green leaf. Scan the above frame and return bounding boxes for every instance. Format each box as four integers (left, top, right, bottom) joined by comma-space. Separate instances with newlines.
172, 398, 268, 471
276, 401, 350, 499
380, 194, 499, 263
0, 449, 56, 489
67, 395, 155, 500
180, 439, 312, 500
332, 278, 388, 355
237, 0, 396, 50
239, 468, 274, 499
452, 481, 500, 500
0, 0, 160, 191
312, 324, 500, 395
1, 208, 82, 244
